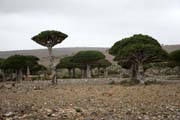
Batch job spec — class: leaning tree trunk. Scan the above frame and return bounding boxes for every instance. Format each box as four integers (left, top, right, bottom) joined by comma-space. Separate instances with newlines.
48, 47, 57, 84
137, 64, 145, 84
87, 64, 91, 78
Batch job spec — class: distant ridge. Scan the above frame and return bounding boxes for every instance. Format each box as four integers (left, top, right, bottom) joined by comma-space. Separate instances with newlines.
0, 45, 180, 59
0, 46, 179, 66
162, 44, 180, 53
0, 47, 108, 59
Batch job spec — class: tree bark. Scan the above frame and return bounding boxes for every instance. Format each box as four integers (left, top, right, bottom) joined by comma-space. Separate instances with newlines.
137, 64, 145, 84
131, 64, 138, 82
17, 69, 23, 82
26, 66, 30, 80
97, 67, 100, 77
104, 68, 108, 77
83, 69, 87, 78
1, 70, 6, 82
87, 64, 91, 78
48, 47, 57, 84
72, 68, 75, 78
68, 69, 72, 78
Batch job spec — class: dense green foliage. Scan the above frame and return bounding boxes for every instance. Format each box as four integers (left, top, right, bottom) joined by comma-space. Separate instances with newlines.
109, 34, 161, 56
0, 58, 5, 69
57, 56, 83, 69
73, 51, 105, 64
31, 30, 68, 47
1, 55, 45, 73
1, 55, 27, 70
109, 34, 169, 83
170, 50, 180, 63
93, 59, 111, 68
114, 43, 168, 65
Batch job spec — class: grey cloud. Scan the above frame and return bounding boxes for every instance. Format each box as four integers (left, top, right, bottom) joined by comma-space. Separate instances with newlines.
0, 0, 180, 51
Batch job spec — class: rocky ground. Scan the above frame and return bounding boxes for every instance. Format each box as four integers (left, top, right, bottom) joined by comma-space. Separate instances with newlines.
0, 78, 180, 120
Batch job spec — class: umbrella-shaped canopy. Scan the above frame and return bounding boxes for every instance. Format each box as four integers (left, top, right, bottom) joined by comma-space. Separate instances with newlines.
31, 30, 68, 48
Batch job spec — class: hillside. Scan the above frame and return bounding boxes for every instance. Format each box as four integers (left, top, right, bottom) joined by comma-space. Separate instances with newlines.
162, 44, 180, 53
0, 47, 113, 66
0, 45, 179, 66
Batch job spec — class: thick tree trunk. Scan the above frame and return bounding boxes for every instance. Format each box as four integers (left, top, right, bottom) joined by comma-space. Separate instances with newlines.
26, 66, 30, 80
27, 66, 30, 76
87, 64, 91, 78
48, 47, 57, 84
1, 70, 6, 82
83, 69, 87, 78
104, 68, 108, 77
68, 69, 72, 78
17, 69, 23, 82
137, 64, 145, 84
72, 68, 75, 78
131, 64, 138, 82
80, 69, 83, 78
97, 67, 100, 77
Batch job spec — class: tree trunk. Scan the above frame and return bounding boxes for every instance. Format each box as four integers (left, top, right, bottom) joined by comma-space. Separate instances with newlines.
83, 69, 87, 78
68, 69, 72, 78
131, 64, 138, 82
97, 67, 100, 77
27, 66, 30, 76
26, 66, 30, 80
137, 64, 145, 84
80, 69, 83, 78
17, 69, 23, 82
2, 70, 6, 82
104, 68, 108, 77
87, 64, 91, 78
48, 47, 57, 84
72, 68, 75, 78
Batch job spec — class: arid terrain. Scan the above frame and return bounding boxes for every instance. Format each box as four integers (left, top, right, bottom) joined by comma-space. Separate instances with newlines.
0, 78, 180, 120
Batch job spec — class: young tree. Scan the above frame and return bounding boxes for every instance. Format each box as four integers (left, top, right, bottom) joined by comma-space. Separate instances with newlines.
73, 51, 105, 78
32, 30, 68, 84
109, 34, 168, 84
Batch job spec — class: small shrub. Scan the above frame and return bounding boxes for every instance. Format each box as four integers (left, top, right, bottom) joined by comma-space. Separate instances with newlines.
75, 108, 82, 113
144, 80, 164, 85
120, 80, 139, 86
108, 80, 116, 85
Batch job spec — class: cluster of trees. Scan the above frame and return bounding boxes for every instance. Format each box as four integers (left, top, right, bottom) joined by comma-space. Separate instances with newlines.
0, 55, 46, 81
56, 51, 111, 78
2, 30, 178, 85
109, 34, 180, 84
31, 30, 111, 84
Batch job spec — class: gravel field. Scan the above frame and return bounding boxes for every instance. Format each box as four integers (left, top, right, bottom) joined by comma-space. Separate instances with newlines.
0, 78, 180, 120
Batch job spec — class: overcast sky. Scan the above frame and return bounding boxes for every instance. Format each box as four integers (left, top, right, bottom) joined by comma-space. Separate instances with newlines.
0, 0, 180, 51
